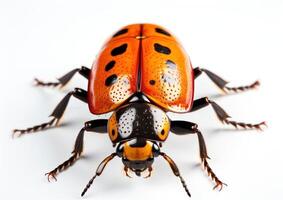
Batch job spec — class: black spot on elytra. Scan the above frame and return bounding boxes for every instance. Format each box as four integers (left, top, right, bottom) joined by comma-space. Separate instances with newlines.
166, 60, 176, 69
149, 80, 156, 85
154, 43, 171, 55
155, 28, 171, 36
105, 74, 118, 86
111, 129, 115, 136
113, 28, 128, 37
105, 60, 116, 71
161, 129, 165, 135
111, 43, 128, 56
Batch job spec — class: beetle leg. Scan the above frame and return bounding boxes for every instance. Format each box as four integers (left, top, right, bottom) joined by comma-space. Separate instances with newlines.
193, 67, 260, 93
13, 88, 87, 137
170, 121, 227, 190
34, 66, 90, 88
44, 119, 108, 181
190, 97, 266, 130
195, 129, 228, 191
45, 128, 85, 181
12, 118, 56, 138
84, 119, 108, 133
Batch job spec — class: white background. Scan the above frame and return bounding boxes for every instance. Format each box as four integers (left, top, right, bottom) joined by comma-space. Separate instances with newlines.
0, 0, 282, 199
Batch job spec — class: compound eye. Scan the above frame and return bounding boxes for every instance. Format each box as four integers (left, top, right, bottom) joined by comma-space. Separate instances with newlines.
122, 157, 130, 167
116, 143, 124, 157
157, 128, 169, 141
152, 143, 160, 157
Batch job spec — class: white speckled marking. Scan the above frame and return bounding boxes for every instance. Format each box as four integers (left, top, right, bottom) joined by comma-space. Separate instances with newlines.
110, 75, 131, 104
151, 106, 166, 133
118, 107, 136, 138
161, 68, 181, 102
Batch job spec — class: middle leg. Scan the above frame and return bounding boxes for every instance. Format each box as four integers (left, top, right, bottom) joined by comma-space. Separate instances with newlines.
13, 88, 88, 137
190, 97, 266, 130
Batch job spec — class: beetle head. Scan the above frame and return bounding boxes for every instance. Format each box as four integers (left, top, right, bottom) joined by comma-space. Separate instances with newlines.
116, 138, 160, 177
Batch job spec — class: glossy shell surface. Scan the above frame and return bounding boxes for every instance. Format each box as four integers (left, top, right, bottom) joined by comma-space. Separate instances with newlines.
88, 24, 194, 114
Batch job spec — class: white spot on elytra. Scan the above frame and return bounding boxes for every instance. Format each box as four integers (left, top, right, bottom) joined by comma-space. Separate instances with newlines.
110, 75, 131, 104
160, 68, 181, 102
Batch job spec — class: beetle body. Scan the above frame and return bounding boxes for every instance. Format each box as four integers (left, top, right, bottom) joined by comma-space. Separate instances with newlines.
14, 23, 265, 198
86, 24, 195, 178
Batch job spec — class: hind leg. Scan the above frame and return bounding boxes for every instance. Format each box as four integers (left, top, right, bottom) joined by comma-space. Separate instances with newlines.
194, 67, 259, 93
13, 88, 87, 137
35, 66, 90, 88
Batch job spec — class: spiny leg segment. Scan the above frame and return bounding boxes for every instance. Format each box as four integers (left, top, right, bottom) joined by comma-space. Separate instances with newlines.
46, 128, 85, 181
13, 88, 87, 137
190, 97, 266, 130
45, 119, 108, 181
195, 129, 227, 190
171, 121, 226, 190
194, 67, 260, 94
34, 66, 90, 88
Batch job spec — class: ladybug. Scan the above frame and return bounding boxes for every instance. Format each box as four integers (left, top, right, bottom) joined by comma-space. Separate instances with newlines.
14, 23, 266, 197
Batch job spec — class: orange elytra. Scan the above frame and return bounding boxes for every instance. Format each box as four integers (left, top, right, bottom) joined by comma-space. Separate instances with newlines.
88, 24, 194, 114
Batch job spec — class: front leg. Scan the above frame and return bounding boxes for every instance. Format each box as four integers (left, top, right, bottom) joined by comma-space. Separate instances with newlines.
194, 67, 259, 93
45, 119, 108, 181
171, 121, 227, 190
190, 97, 266, 130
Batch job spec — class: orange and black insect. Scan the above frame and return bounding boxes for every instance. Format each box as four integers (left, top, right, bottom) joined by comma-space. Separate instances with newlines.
14, 24, 266, 197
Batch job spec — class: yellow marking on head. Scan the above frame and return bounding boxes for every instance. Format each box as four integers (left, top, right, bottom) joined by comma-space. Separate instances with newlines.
124, 141, 153, 161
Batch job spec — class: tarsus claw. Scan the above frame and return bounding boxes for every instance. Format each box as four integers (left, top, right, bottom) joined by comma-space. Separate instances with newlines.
213, 181, 227, 191
45, 172, 57, 182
